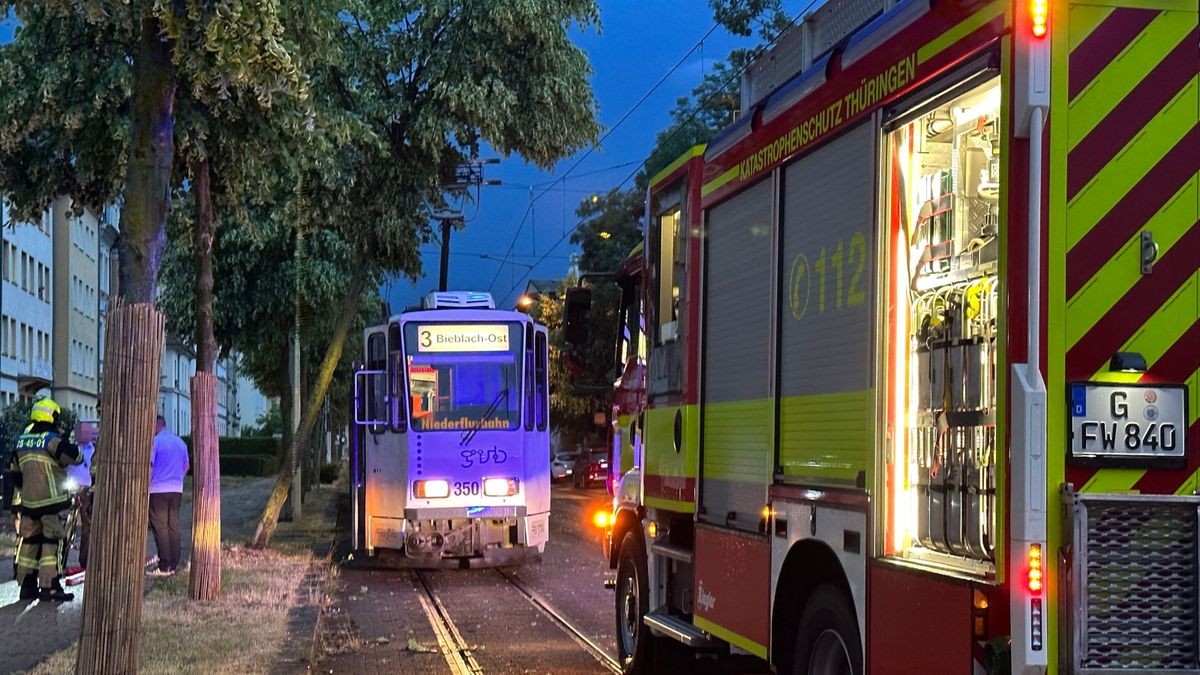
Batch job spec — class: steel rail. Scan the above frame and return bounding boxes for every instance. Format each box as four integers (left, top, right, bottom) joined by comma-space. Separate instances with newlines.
496, 568, 621, 674
413, 570, 485, 675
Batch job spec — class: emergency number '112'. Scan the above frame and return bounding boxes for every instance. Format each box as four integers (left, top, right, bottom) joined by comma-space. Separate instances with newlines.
789, 232, 868, 319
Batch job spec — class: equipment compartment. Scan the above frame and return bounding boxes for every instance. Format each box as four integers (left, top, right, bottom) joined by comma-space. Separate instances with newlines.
884, 78, 1001, 570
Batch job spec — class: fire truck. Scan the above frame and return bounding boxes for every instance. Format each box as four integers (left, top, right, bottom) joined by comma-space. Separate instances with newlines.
566, 0, 1199, 673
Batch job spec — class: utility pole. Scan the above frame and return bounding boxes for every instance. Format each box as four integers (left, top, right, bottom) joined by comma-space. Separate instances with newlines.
437, 216, 457, 292
433, 158, 499, 291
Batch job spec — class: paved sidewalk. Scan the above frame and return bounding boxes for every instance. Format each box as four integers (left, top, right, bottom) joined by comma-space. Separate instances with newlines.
0, 476, 275, 674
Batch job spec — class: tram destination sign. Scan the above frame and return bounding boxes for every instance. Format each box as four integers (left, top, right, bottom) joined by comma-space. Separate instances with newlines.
416, 324, 510, 353
1068, 382, 1188, 468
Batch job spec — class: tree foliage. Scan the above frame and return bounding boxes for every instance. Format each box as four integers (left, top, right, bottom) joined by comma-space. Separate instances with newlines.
0, 1, 311, 224
709, 0, 792, 42
157, 204, 380, 405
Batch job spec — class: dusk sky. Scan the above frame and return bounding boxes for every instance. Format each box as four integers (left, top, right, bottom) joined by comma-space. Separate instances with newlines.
0, 4, 799, 310
391, 3, 762, 312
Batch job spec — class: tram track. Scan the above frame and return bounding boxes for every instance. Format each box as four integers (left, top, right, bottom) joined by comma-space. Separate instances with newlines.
496, 568, 621, 674
412, 566, 620, 674
413, 570, 485, 675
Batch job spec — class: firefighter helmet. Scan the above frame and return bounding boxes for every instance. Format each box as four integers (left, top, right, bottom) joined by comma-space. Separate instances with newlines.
30, 397, 62, 424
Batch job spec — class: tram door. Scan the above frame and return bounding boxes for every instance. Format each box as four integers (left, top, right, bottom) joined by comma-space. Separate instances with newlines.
353, 325, 397, 553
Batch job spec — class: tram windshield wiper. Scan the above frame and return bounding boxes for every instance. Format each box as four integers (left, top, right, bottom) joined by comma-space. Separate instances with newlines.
460, 387, 509, 446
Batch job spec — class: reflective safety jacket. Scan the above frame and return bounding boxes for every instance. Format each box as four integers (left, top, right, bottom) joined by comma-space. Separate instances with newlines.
9, 424, 82, 517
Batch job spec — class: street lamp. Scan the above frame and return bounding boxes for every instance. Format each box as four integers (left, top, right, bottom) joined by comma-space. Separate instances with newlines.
517, 295, 534, 311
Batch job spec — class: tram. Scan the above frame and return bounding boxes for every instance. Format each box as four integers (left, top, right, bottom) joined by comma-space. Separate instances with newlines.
350, 291, 551, 567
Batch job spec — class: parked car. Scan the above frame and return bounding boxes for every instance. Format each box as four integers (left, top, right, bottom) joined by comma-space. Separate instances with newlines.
551, 452, 576, 482
572, 448, 608, 488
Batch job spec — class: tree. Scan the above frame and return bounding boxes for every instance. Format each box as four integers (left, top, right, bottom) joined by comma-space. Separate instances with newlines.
158, 204, 381, 505
3, 0, 325, 602
241, 0, 604, 549
708, 0, 792, 42
1, 1, 310, 668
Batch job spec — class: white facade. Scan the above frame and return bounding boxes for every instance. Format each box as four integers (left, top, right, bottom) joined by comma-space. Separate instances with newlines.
158, 336, 196, 435
159, 336, 256, 437
51, 197, 102, 420
237, 368, 272, 432
0, 201, 55, 409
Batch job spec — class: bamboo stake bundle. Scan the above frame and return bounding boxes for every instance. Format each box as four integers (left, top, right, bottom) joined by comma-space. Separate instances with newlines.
188, 371, 221, 599
76, 302, 165, 675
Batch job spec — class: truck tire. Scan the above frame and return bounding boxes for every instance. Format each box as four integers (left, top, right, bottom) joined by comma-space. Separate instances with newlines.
616, 531, 653, 674
791, 584, 862, 675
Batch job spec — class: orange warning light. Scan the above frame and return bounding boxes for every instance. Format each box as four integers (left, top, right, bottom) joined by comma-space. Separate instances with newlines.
1031, 0, 1049, 38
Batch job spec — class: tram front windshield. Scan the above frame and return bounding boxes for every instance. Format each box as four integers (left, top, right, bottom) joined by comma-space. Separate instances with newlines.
403, 322, 523, 432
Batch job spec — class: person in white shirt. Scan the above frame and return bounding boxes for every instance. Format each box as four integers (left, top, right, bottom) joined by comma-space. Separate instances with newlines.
148, 415, 189, 575
65, 420, 98, 569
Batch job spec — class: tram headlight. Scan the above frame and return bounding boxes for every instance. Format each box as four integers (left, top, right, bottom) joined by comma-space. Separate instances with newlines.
483, 477, 519, 497
414, 479, 450, 499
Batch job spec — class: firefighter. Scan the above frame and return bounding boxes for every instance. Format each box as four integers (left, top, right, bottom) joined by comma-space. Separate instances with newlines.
9, 398, 83, 602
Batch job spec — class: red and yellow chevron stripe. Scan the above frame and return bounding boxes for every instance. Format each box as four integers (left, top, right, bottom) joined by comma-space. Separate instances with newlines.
1054, 2, 1199, 496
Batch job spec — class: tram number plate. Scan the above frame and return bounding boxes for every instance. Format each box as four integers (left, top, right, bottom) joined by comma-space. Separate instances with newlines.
453, 481, 481, 497
1069, 383, 1187, 466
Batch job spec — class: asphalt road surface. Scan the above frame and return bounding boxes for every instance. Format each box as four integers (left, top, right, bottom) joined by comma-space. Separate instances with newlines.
318, 482, 619, 674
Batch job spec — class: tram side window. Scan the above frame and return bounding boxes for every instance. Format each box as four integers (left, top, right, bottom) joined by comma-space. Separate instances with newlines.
388, 324, 406, 431
525, 324, 535, 431
535, 332, 548, 431
389, 353, 407, 432
364, 333, 388, 432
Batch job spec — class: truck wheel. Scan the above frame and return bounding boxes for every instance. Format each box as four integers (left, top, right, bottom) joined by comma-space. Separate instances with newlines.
616, 531, 653, 674
791, 584, 862, 675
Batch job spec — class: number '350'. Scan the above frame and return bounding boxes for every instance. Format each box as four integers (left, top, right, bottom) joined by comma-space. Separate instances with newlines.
789, 232, 868, 320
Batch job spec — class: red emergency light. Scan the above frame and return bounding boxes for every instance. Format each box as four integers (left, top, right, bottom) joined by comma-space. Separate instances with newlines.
1031, 0, 1049, 38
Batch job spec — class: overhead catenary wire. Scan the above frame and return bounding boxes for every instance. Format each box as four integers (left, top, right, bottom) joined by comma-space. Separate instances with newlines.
485, 19, 728, 292
495, 2, 815, 306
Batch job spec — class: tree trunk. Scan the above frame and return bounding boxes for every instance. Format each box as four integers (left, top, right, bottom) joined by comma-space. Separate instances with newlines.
76, 305, 166, 675
188, 154, 221, 601
77, 14, 176, 675
250, 264, 367, 549
115, 16, 178, 305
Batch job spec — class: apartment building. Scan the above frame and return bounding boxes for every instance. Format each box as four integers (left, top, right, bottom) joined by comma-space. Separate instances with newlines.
4, 194, 270, 434
159, 333, 246, 437
51, 196, 101, 420
0, 201, 54, 409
